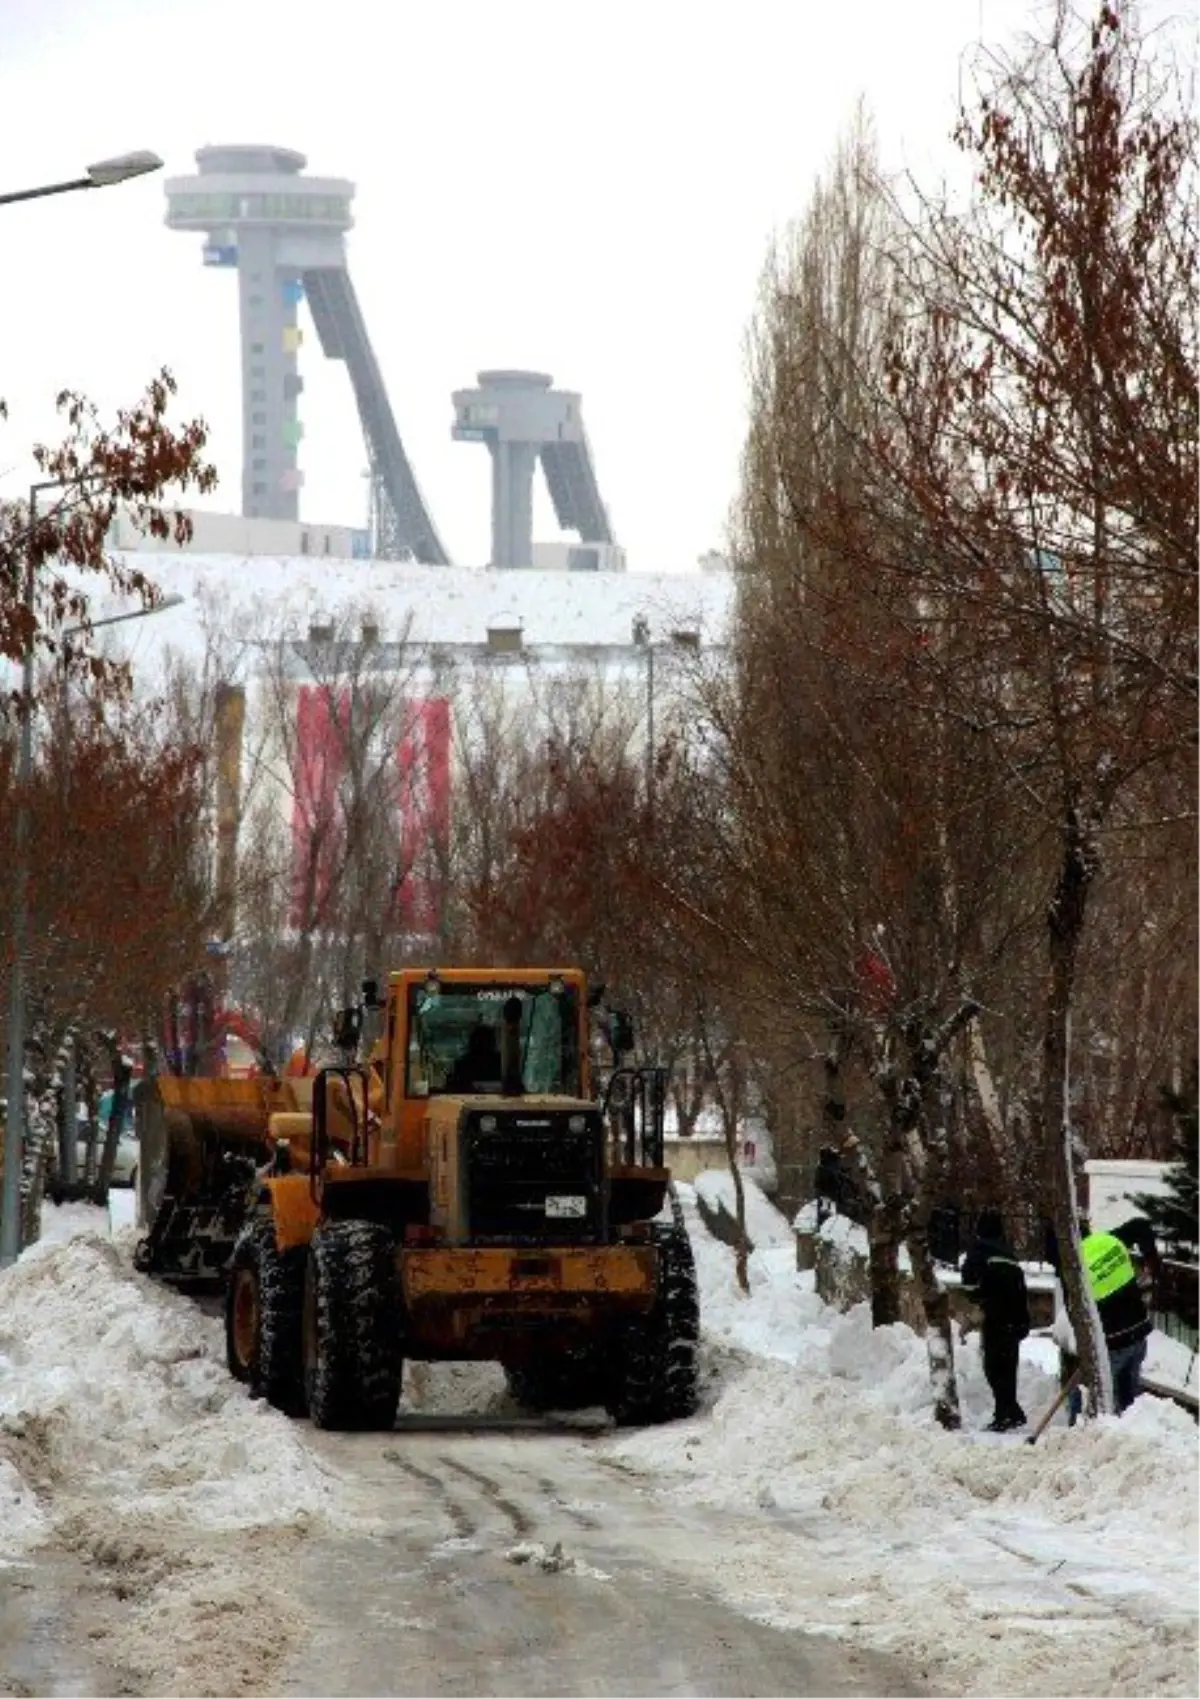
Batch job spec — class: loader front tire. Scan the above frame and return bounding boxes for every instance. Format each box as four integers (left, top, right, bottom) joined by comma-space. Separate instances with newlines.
605, 1222, 700, 1426
226, 1216, 307, 1415
303, 1220, 402, 1432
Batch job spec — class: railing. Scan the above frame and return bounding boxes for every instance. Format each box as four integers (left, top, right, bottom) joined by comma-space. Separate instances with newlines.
603, 1066, 667, 1168
310, 1065, 368, 1201
1152, 1258, 1199, 1353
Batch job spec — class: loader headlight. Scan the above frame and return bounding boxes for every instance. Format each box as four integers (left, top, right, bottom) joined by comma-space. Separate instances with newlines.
568, 1114, 587, 1133
479, 1114, 498, 1133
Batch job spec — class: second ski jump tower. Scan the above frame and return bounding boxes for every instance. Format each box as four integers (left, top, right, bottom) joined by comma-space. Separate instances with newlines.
452, 370, 615, 570
166, 144, 619, 569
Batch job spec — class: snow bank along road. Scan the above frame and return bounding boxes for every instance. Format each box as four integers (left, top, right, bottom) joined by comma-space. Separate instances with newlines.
1, 1194, 1196, 1698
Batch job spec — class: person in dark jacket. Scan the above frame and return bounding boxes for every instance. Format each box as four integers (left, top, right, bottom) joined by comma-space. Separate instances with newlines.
961, 1210, 1031, 1431
1082, 1225, 1153, 1413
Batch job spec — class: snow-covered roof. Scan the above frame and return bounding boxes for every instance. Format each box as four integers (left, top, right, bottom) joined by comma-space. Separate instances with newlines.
90, 553, 735, 668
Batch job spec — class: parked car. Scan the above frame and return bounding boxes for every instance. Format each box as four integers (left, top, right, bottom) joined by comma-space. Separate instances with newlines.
77, 1092, 138, 1188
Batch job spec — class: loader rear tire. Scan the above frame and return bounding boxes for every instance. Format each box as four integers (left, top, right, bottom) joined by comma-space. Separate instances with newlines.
605, 1222, 699, 1426
303, 1220, 402, 1432
504, 1346, 606, 1412
225, 1216, 307, 1415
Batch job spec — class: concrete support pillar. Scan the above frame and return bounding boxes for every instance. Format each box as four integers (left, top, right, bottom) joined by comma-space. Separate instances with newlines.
237, 229, 300, 521
489, 441, 537, 568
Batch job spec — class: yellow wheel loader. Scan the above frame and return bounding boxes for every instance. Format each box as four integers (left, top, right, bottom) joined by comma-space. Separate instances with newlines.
134, 967, 699, 1430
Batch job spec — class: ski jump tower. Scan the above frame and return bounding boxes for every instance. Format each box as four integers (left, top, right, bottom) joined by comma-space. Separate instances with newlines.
164, 144, 448, 563
452, 370, 615, 569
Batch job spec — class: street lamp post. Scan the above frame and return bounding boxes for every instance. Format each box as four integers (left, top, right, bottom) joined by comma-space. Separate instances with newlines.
0, 151, 163, 209
632, 615, 655, 810
0, 468, 185, 1265
630, 619, 702, 819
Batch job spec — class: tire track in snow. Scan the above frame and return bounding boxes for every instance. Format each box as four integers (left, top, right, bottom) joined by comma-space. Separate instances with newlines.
381, 1450, 478, 1541
437, 1456, 536, 1536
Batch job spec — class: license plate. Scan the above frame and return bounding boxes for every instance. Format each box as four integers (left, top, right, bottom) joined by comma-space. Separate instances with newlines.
545, 1195, 587, 1218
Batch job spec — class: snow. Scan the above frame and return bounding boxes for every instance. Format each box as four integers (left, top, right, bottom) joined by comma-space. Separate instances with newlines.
692, 1169, 794, 1249
81, 553, 733, 670
607, 1179, 1200, 1698
0, 1208, 334, 1566
1146, 1331, 1199, 1397
3, 1189, 1196, 1697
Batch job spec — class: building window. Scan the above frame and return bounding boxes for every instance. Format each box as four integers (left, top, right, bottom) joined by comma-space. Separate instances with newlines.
252, 411, 267, 425
251, 342, 264, 354
252, 481, 267, 497
249, 293, 263, 308
250, 389, 266, 403
300, 533, 310, 555
252, 457, 267, 472
252, 434, 266, 449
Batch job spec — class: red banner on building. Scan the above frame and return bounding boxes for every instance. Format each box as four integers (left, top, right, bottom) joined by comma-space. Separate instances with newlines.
290, 685, 349, 928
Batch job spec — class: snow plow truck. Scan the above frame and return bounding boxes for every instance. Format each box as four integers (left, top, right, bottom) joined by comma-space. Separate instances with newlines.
133, 967, 699, 1430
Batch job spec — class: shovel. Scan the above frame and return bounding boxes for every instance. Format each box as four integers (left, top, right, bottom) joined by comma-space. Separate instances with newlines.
1026, 1367, 1083, 1445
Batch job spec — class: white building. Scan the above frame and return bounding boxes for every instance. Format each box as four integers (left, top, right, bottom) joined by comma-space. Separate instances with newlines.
87, 549, 735, 928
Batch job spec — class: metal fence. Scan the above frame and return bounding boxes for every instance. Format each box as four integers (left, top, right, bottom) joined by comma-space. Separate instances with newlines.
1152, 1259, 1199, 1353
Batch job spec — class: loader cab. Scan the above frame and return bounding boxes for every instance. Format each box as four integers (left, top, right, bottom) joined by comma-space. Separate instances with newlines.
404, 974, 585, 1099
384, 967, 591, 1173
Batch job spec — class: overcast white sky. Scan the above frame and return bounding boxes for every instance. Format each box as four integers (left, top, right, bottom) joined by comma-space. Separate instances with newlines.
0, 0, 1188, 571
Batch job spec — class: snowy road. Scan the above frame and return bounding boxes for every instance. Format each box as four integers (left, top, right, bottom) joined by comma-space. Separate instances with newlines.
0, 1412, 916, 1698
2, 1200, 1195, 1699
278, 1423, 918, 1697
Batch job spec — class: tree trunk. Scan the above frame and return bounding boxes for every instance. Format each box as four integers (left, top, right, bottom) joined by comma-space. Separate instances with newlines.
19, 1021, 68, 1249
1042, 805, 1112, 1415
867, 1078, 909, 1330
908, 1226, 961, 1428
19, 1095, 52, 1248
906, 1074, 962, 1429
94, 1036, 133, 1204
702, 1026, 750, 1295
840, 1124, 903, 1326
725, 1124, 751, 1294
866, 1213, 903, 1325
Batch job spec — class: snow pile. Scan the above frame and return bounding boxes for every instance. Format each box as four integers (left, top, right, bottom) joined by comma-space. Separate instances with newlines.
401, 1358, 508, 1416
674, 1181, 828, 1367
0, 1452, 48, 1554
0, 1225, 334, 1561
607, 1179, 1200, 1698
0, 1212, 339, 1692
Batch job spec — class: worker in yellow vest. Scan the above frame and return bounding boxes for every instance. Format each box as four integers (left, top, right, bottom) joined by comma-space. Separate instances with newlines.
1081, 1228, 1153, 1413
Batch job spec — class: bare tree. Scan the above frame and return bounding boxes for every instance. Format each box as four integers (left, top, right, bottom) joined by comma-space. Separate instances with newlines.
837, 4, 1198, 1410
235, 608, 441, 1059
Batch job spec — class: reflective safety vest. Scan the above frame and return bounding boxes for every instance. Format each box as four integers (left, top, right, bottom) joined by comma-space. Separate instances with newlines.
1082, 1231, 1137, 1302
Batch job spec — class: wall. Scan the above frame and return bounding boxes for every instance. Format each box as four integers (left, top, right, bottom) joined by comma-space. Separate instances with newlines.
664, 1135, 728, 1185
107, 509, 367, 559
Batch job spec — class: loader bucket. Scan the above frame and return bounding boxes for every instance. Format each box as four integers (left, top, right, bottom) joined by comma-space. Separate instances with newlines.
135, 1076, 303, 1233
